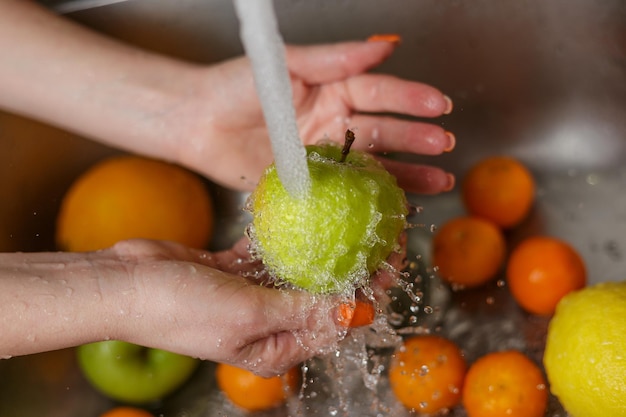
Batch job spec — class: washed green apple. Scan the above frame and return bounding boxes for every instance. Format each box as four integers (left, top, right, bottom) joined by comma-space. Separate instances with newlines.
247, 134, 408, 294
77, 341, 199, 404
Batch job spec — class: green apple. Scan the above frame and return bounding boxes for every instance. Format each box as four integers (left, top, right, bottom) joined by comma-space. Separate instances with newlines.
77, 341, 199, 404
247, 134, 408, 294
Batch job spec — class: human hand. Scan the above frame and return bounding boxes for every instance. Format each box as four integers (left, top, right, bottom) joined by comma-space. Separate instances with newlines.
1, 4, 452, 194
108, 239, 345, 377
175, 40, 454, 194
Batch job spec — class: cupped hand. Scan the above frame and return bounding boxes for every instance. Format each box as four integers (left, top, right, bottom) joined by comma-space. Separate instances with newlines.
109, 239, 345, 377
176, 41, 454, 194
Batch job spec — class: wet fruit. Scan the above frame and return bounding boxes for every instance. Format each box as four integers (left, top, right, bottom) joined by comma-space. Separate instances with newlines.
216, 363, 300, 412
544, 281, 626, 417
248, 139, 408, 294
462, 156, 535, 228
432, 216, 507, 288
462, 350, 548, 417
389, 335, 467, 414
506, 236, 586, 315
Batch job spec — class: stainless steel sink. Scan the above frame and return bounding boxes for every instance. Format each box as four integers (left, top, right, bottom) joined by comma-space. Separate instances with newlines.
2, 1, 625, 416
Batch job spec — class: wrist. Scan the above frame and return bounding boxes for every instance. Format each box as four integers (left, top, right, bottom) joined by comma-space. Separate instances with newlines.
0, 249, 134, 356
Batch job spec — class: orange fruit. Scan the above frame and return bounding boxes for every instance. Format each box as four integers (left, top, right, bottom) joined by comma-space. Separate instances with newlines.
462, 156, 535, 228
432, 216, 507, 288
56, 155, 213, 252
389, 335, 467, 414
462, 350, 548, 417
506, 236, 586, 315
215, 363, 300, 412
99, 407, 154, 417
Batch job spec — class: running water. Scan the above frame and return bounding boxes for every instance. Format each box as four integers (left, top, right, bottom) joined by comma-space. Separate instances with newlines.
232, 0, 311, 198
230, 4, 448, 416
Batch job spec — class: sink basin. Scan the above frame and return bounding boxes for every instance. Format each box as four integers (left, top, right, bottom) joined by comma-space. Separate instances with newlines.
2, 0, 625, 416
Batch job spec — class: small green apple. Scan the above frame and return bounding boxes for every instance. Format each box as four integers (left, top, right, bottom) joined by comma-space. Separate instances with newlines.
247, 132, 408, 294
77, 341, 199, 404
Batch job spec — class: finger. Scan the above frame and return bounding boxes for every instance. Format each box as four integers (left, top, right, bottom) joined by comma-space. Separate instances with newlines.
286, 41, 396, 84
234, 289, 345, 376
379, 158, 455, 195
343, 73, 452, 117
209, 237, 258, 273
343, 115, 455, 155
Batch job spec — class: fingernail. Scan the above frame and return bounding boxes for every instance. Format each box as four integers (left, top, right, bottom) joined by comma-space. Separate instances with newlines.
336, 301, 355, 327
443, 95, 454, 115
443, 173, 456, 192
366, 34, 402, 44
444, 131, 456, 152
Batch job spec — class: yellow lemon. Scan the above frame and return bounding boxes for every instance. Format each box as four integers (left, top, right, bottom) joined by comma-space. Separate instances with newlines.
544, 281, 626, 417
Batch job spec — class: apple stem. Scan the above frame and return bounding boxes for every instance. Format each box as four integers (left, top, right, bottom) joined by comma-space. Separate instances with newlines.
340, 129, 356, 163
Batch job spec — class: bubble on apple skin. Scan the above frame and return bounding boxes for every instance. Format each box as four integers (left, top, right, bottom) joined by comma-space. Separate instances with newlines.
246, 198, 402, 295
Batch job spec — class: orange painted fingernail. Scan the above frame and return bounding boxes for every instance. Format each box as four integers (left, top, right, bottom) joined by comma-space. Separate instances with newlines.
367, 34, 402, 44
336, 300, 375, 328
444, 131, 456, 152
350, 300, 375, 327
443, 95, 454, 115
443, 173, 456, 192
337, 301, 355, 327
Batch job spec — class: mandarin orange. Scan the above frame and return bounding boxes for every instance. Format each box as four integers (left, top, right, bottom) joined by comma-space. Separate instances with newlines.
462, 156, 535, 228
432, 216, 507, 288
216, 363, 300, 412
506, 235, 586, 315
389, 335, 467, 414
462, 350, 548, 417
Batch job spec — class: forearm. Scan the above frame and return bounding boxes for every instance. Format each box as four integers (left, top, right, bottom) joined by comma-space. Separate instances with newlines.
0, 249, 131, 357
0, 0, 205, 162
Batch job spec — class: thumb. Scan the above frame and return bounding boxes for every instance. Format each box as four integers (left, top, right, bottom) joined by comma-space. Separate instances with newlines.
285, 40, 397, 84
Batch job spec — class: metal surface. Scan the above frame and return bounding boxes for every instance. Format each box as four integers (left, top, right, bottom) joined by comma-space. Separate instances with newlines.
1, 1, 625, 416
